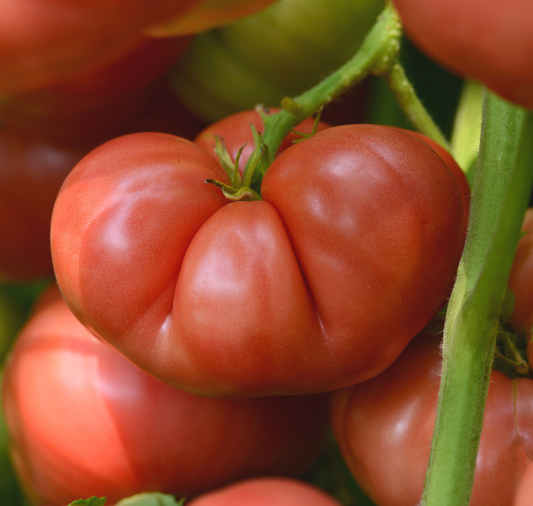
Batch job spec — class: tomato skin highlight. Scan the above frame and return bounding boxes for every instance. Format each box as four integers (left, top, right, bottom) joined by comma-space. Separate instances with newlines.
262, 125, 464, 389
188, 477, 343, 506
2, 285, 328, 505
331, 335, 533, 506
51, 125, 464, 397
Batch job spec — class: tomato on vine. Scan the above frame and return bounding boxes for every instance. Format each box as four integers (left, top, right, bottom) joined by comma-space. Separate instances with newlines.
51, 124, 464, 397
193, 108, 329, 175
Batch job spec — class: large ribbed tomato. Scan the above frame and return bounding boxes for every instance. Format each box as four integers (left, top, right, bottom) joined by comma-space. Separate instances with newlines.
51, 124, 464, 397
2, 285, 328, 505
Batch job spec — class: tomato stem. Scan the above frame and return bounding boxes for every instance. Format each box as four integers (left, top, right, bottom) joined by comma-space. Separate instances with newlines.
381, 61, 450, 150
257, 2, 449, 180
421, 92, 533, 506
205, 179, 261, 201
257, 1, 403, 177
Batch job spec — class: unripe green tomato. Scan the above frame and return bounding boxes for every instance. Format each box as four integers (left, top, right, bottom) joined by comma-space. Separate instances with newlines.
171, 0, 383, 121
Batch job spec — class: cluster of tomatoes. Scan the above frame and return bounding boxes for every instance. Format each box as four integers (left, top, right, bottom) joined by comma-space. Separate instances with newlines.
1, 0, 533, 505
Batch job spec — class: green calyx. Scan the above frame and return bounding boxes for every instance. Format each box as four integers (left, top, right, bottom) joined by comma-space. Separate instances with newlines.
206, 125, 264, 201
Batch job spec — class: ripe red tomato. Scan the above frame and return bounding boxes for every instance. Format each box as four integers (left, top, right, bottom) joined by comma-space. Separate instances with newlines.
0, 0, 199, 95
146, 0, 278, 36
51, 125, 464, 397
194, 108, 329, 175
392, 0, 533, 110
188, 477, 343, 506
403, 130, 470, 240
2, 285, 328, 505
0, 36, 191, 143
330, 334, 533, 506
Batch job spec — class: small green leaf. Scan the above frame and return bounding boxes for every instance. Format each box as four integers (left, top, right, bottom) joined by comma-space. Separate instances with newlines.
115, 492, 185, 506
69, 497, 107, 506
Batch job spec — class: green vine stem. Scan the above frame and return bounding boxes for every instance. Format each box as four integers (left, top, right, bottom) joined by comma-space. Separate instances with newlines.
421, 91, 533, 506
255, 1, 451, 180
256, 2, 403, 176
381, 61, 450, 150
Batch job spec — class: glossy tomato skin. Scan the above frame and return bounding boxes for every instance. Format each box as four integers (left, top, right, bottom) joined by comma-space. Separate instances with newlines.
2, 285, 328, 505
51, 125, 464, 397
188, 477, 342, 506
0, 81, 206, 283
0, 0, 199, 95
392, 0, 533, 110
261, 125, 464, 391
331, 335, 533, 506
403, 130, 470, 239
194, 108, 329, 175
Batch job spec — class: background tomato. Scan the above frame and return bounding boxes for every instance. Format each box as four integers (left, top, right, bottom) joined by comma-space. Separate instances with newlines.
0, 285, 31, 506
170, 0, 382, 122
0, 80, 205, 283
331, 335, 533, 506
0, 36, 191, 143
2, 285, 328, 505
188, 477, 343, 506
0, 128, 89, 281
506, 209, 533, 365
391, 0, 533, 110
145, 0, 279, 36
0, 0, 199, 95
51, 125, 464, 397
